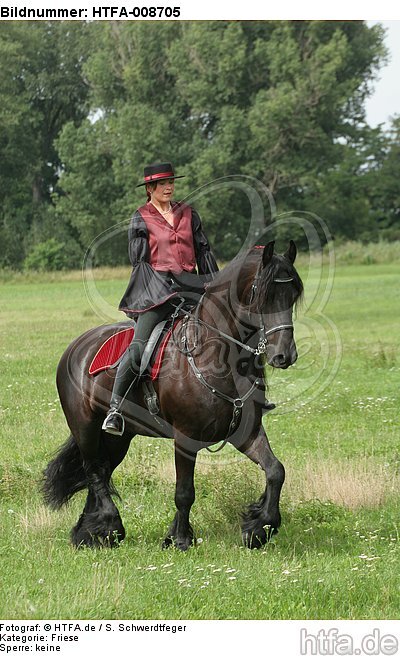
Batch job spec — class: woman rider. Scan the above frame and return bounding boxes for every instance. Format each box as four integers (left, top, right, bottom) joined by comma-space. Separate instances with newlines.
102, 162, 219, 435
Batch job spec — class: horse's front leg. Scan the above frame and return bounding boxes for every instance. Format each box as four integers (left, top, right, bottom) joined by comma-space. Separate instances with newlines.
238, 426, 285, 549
162, 442, 197, 551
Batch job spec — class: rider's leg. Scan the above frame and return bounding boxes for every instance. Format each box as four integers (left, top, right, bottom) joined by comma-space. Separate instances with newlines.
102, 301, 176, 435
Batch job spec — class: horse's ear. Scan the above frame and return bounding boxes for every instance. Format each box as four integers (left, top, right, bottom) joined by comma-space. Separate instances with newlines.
284, 240, 297, 264
262, 241, 275, 268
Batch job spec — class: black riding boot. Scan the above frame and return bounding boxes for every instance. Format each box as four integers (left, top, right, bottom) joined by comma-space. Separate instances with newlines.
102, 349, 139, 436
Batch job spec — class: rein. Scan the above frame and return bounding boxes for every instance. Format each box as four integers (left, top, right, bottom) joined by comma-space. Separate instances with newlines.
174, 273, 295, 356
171, 271, 295, 451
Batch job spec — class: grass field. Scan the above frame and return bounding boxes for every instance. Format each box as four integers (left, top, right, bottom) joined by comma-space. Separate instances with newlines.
0, 260, 399, 620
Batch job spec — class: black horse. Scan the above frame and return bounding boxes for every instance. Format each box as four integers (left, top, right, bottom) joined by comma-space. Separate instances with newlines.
42, 241, 303, 550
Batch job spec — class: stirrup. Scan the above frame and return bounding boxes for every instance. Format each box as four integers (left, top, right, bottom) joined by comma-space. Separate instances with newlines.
102, 410, 125, 436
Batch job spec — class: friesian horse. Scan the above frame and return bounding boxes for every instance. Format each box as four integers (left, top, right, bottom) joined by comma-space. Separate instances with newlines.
42, 240, 303, 550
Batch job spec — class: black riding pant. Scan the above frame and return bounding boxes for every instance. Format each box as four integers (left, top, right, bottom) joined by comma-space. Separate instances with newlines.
129, 300, 177, 373
110, 299, 177, 404
111, 270, 205, 406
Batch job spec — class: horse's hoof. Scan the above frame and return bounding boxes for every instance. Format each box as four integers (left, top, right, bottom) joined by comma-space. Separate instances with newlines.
161, 536, 173, 550
71, 524, 125, 549
72, 533, 124, 549
242, 527, 269, 549
161, 535, 193, 551
175, 538, 192, 552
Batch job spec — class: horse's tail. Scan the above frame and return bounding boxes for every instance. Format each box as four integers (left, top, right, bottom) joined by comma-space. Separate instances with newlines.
42, 434, 87, 509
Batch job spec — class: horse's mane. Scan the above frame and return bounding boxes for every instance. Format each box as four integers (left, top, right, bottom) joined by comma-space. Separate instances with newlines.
204, 248, 260, 292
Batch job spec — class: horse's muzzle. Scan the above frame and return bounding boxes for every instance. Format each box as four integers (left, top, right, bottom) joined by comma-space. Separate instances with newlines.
268, 347, 298, 369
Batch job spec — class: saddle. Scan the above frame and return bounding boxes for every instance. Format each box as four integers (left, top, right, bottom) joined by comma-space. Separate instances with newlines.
88, 318, 181, 380
89, 298, 197, 417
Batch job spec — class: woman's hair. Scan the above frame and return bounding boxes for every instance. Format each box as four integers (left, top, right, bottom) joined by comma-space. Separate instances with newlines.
146, 182, 157, 202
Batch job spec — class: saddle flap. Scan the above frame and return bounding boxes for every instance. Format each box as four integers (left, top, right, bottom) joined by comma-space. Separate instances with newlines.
142, 318, 182, 379
150, 321, 180, 380
139, 319, 169, 377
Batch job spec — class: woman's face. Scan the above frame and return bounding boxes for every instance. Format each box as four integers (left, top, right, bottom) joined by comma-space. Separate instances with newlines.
149, 179, 175, 204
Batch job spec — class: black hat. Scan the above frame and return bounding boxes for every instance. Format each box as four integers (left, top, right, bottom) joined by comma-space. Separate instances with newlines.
136, 162, 185, 187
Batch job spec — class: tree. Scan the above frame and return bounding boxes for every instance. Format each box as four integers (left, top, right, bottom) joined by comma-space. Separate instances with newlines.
0, 21, 90, 267
367, 116, 400, 240
0, 21, 391, 268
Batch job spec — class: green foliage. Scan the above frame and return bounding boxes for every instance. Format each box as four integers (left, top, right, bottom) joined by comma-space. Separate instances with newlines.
327, 239, 400, 264
1, 20, 399, 268
56, 20, 392, 262
367, 116, 400, 239
0, 21, 90, 268
24, 237, 82, 271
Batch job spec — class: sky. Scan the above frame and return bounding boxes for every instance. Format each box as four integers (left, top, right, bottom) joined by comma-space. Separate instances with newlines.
365, 20, 400, 127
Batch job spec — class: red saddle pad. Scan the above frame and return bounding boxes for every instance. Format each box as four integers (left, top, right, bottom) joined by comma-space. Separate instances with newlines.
89, 327, 135, 375
89, 322, 180, 380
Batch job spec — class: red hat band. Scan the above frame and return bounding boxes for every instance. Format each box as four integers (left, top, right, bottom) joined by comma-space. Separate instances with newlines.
144, 171, 175, 183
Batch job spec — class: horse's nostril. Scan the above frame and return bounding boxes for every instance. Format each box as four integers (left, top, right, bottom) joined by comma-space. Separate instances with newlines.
272, 354, 286, 367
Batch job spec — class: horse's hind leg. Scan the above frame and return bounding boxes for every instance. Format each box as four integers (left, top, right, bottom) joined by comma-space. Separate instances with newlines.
162, 442, 197, 552
71, 429, 132, 549
237, 426, 285, 549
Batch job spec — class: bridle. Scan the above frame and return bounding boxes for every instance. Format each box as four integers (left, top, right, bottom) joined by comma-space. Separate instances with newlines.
169, 268, 296, 449
248, 265, 295, 356
172, 273, 294, 357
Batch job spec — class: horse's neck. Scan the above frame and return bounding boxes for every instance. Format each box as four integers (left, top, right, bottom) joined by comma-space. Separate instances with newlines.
199, 278, 257, 341
194, 276, 265, 392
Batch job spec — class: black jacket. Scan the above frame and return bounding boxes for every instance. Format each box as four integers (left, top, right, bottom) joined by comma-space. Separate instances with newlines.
119, 206, 219, 315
